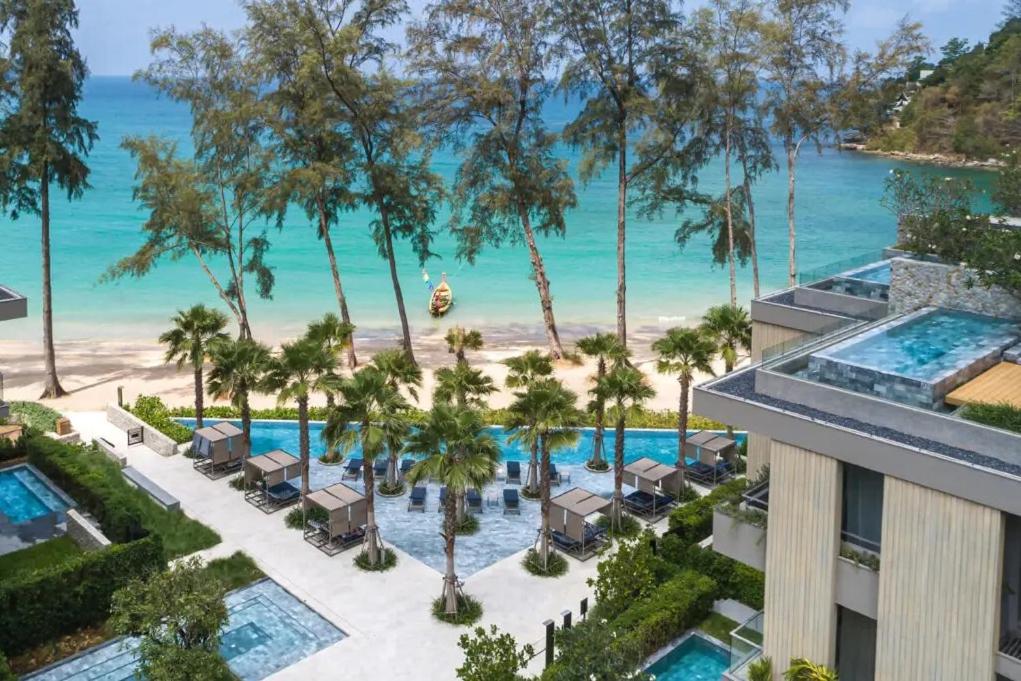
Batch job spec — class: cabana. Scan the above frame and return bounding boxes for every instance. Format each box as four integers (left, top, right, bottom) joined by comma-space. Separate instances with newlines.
303, 483, 367, 556
243, 450, 302, 513
682, 431, 736, 487
191, 421, 248, 479
548, 487, 611, 561
622, 457, 681, 519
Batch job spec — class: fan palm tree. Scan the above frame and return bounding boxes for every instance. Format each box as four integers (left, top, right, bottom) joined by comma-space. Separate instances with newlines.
306, 312, 356, 374
370, 348, 423, 487
653, 327, 716, 469
444, 326, 484, 366
576, 333, 627, 471
784, 658, 838, 681
264, 337, 336, 496
324, 365, 410, 567
502, 350, 554, 495
701, 304, 751, 438
434, 364, 496, 409
405, 404, 499, 616
506, 379, 581, 570
159, 305, 229, 428
206, 337, 272, 453
595, 364, 655, 530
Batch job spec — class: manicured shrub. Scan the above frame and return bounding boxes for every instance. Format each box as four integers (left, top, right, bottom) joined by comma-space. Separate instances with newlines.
9, 401, 62, 432
659, 536, 764, 610
613, 570, 717, 657
128, 395, 193, 443
456, 625, 534, 681
0, 535, 165, 655
522, 549, 568, 577
666, 477, 747, 545
0, 650, 13, 681
432, 595, 483, 626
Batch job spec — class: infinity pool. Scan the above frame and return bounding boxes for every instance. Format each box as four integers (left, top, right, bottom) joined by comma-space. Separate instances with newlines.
0, 465, 72, 524
645, 634, 729, 681
27, 579, 344, 681
179, 419, 744, 576
842, 260, 891, 285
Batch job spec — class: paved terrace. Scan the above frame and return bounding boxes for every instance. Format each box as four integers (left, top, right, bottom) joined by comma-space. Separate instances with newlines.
69, 411, 660, 681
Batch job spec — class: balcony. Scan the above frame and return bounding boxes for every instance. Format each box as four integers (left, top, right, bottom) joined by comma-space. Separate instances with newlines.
712, 480, 768, 571
0, 285, 27, 322
999, 635, 1021, 681
723, 611, 764, 681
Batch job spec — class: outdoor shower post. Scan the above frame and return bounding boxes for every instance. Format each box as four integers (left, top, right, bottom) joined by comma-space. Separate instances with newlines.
580, 597, 588, 621
561, 610, 571, 630
544, 619, 555, 668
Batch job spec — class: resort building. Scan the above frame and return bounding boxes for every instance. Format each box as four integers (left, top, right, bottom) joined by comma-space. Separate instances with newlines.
698, 251, 1021, 680
0, 284, 27, 418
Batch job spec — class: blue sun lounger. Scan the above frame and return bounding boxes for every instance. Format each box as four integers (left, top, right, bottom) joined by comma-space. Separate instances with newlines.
467, 489, 483, 513
266, 481, 300, 506
506, 461, 521, 485
373, 458, 388, 477
438, 486, 448, 511
408, 486, 427, 512
400, 458, 414, 476
342, 458, 363, 480
503, 488, 520, 515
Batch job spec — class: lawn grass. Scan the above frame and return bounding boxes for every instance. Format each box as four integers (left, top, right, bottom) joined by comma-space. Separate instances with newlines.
698, 612, 738, 646
134, 499, 220, 560
203, 551, 266, 591
0, 536, 82, 581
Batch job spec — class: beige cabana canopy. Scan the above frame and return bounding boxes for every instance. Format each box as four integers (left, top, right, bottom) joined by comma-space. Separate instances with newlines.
550, 487, 611, 541
623, 457, 681, 496
683, 430, 736, 465
305, 483, 367, 539
192, 421, 248, 464
244, 449, 301, 488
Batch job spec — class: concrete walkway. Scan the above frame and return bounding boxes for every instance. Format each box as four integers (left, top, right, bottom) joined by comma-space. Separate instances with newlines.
69, 411, 651, 681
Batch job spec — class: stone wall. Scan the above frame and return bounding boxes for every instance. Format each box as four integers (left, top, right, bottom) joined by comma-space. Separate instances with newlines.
66, 509, 111, 551
106, 404, 180, 457
889, 257, 1021, 318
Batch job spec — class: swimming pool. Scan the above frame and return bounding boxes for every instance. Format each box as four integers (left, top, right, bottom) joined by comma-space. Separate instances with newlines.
842, 260, 891, 285
809, 307, 1020, 409
0, 464, 72, 524
179, 419, 744, 575
645, 633, 729, 681
26, 579, 344, 681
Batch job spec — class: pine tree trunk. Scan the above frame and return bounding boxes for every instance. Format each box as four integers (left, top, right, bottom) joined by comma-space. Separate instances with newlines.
741, 157, 761, 298
377, 203, 416, 366
364, 457, 380, 565
298, 397, 310, 495
319, 205, 357, 368
723, 123, 737, 308
443, 492, 458, 614
39, 165, 66, 399
526, 439, 539, 496
194, 365, 205, 428
539, 435, 551, 569
616, 125, 628, 346
786, 140, 798, 287
676, 376, 689, 475
612, 413, 625, 529
518, 207, 565, 359
588, 359, 606, 469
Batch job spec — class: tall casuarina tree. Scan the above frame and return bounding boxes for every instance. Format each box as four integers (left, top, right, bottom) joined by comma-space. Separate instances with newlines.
557, 0, 699, 346
408, 0, 577, 359
0, 0, 98, 398
159, 305, 229, 429
248, 0, 443, 365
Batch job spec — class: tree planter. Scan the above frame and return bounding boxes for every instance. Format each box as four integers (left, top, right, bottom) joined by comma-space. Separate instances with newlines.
584, 462, 611, 473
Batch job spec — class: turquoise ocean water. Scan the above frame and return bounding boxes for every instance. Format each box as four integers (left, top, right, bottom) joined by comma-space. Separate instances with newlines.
0, 77, 994, 342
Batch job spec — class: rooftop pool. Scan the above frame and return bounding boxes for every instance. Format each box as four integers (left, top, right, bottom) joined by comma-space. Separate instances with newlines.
645, 633, 729, 681
26, 579, 344, 681
809, 307, 1021, 409
841, 260, 891, 285
179, 419, 744, 576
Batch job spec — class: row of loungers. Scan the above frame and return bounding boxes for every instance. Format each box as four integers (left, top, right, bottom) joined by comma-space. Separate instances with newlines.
406, 486, 522, 515
342, 457, 416, 480
504, 461, 568, 486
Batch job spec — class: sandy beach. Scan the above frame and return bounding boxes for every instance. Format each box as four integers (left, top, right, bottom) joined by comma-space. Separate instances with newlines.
0, 323, 732, 414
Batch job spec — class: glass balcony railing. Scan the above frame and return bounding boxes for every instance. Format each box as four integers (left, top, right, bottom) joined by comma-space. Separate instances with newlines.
741, 480, 769, 512
727, 611, 764, 680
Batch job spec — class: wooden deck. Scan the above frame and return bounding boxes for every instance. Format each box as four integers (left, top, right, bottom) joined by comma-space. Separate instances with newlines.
945, 362, 1021, 409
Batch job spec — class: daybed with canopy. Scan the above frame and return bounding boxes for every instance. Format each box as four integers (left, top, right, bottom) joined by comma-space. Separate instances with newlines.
192, 421, 248, 479
243, 449, 302, 513
303, 483, 368, 556
547, 487, 611, 560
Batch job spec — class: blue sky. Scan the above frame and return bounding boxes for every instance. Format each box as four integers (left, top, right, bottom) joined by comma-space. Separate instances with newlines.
78, 0, 1006, 76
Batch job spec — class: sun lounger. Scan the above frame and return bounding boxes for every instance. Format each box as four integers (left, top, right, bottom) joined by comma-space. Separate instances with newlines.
551, 529, 580, 552
373, 458, 388, 477
266, 481, 300, 505
305, 520, 365, 555
400, 458, 414, 476
342, 457, 363, 480
549, 463, 562, 486
467, 489, 483, 514
623, 489, 675, 518
438, 486, 448, 511
408, 486, 427, 512
506, 461, 521, 485
503, 488, 520, 515
686, 459, 733, 486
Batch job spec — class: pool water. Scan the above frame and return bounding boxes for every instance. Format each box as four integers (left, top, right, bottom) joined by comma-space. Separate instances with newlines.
0, 465, 72, 524
820, 308, 1019, 380
26, 579, 345, 681
843, 260, 891, 285
178, 420, 744, 576
645, 634, 729, 681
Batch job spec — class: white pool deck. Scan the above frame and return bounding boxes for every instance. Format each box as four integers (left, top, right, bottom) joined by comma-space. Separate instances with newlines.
68, 411, 672, 681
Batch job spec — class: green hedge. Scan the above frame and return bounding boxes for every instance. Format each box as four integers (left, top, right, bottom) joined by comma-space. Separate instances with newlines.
666, 478, 748, 545
660, 537, 764, 610
614, 570, 717, 658
169, 404, 728, 431
0, 650, 13, 681
21, 433, 218, 556
127, 395, 193, 444
0, 535, 165, 655
8, 401, 62, 432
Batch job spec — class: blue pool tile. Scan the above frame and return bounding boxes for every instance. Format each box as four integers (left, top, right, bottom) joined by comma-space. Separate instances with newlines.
645, 634, 729, 681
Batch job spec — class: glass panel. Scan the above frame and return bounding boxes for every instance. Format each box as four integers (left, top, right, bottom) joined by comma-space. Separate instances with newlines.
842, 464, 883, 552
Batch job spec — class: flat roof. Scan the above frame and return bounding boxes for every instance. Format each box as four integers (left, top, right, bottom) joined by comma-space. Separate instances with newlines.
946, 362, 1021, 409
246, 450, 298, 474
307, 483, 364, 511
623, 457, 677, 484
551, 487, 611, 518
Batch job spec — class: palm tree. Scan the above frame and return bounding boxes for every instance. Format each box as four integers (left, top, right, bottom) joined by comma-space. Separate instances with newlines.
576, 333, 627, 471
506, 379, 581, 570
159, 305, 229, 428
406, 404, 499, 616
206, 337, 272, 453
307, 312, 356, 372
264, 337, 336, 496
444, 326, 484, 366
653, 327, 716, 469
784, 658, 838, 681
701, 304, 751, 438
324, 365, 410, 567
595, 364, 655, 530
371, 348, 423, 487
503, 350, 554, 495
434, 364, 496, 409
